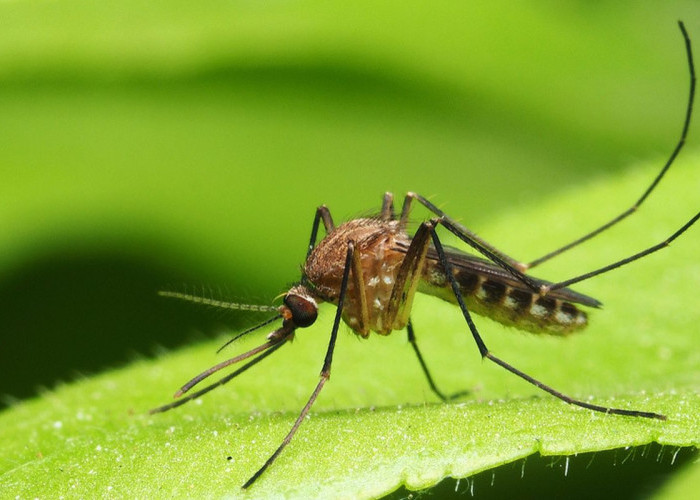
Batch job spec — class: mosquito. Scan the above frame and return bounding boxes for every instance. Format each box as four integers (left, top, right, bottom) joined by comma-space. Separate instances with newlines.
151, 22, 698, 489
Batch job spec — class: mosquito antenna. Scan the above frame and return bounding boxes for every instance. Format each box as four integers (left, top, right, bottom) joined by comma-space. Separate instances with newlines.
216, 314, 282, 354
158, 290, 279, 313
149, 338, 289, 414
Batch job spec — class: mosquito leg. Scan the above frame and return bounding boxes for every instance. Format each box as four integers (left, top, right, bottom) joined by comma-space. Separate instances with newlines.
385, 220, 433, 329
399, 193, 522, 269
427, 218, 666, 420
387, 222, 467, 399
242, 241, 356, 489
381, 192, 395, 221
527, 21, 695, 270
411, 204, 543, 293
305, 205, 335, 261
301, 205, 336, 288
350, 241, 370, 334
421, 195, 697, 300
400, 192, 524, 267
407, 319, 470, 401
401, 192, 542, 293
545, 211, 700, 293
403, 23, 696, 293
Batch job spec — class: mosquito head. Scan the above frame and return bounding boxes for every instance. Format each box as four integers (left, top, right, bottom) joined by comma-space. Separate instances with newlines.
280, 285, 318, 329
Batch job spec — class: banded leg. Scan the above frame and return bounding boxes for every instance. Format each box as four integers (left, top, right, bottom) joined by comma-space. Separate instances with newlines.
242, 241, 356, 489
407, 319, 470, 401
426, 217, 666, 420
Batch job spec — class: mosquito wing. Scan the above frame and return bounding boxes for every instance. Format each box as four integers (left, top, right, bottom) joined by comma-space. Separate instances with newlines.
429, 244, 602, 308
394, 239, 601, 308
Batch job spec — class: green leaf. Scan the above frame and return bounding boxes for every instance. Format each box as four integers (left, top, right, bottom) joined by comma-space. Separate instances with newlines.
2, 2, 700, 498
1, 154, 698, 498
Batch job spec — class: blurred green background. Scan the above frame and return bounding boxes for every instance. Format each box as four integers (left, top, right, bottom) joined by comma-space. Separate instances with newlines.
1, 0, 698, 412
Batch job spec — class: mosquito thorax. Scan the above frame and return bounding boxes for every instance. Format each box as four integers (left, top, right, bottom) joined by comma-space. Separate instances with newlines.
281, 286, 318, 328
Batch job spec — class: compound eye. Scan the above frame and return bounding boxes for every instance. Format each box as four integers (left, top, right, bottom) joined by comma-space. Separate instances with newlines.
283, 294, 318, 328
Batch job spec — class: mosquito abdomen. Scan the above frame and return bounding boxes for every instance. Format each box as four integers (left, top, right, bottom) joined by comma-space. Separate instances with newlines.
419, 263, 588, 335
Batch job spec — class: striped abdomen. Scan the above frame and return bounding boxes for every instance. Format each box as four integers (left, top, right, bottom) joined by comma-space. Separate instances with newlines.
419, 256, 591, 335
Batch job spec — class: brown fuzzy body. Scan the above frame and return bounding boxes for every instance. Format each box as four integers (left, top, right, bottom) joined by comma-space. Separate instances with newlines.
304, 218, 593, 337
